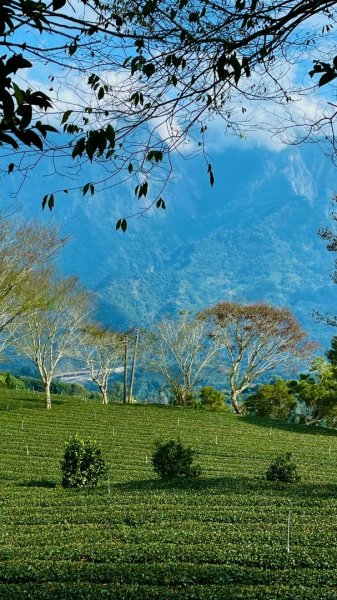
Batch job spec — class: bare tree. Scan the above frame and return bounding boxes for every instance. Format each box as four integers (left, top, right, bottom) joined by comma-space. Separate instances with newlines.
14, 274, 91, 410
144, 311, 220, 405
2, 2, 337, 225
0, 216, 65, 353
199, 301, 315, 414
79, 322, 124, 405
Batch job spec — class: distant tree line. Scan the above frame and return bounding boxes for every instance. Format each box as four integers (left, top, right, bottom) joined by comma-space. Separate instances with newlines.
2, 211, 337, 424
0, 371, 100, 400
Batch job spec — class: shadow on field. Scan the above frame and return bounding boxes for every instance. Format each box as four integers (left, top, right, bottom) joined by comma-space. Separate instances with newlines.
0, 394, 65, 410
18, 479, 57, 488
115, 475, 337, 500
242, 416, 337, 438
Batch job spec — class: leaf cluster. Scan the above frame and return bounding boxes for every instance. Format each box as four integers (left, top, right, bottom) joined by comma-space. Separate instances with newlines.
170, 387, 198, 407
61, 434, 108, 488
152, 438, 201, 478
2, 0, 337, 227
0, 52, 55, 151
265, 452, 301, 483
199, 386, 227, 411
290, 357, 337, 424
244, 379, 296, 419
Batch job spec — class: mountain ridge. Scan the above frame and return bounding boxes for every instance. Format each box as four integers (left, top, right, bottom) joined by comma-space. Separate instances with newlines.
11, 143, 337, 350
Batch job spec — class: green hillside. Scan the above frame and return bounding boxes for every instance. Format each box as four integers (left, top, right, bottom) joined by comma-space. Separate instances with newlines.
1, 391, 337, 599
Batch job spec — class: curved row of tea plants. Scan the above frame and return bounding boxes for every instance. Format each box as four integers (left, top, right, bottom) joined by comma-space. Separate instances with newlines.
0, 390, 337, 598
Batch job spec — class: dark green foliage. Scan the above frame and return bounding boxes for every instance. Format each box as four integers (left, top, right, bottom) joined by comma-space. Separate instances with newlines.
170, 388, 197, 407
17, 376, 44, 392
265, 452, 301, 483
326, 336, 337, 368
152, 439, 201, 479
17, 375, 98, 398
5, 372, 15, 389
52, 381, 86, 397
61, 435, 107, 488
244, 379, 296, 419
290, 358, 337, 424
108, 380, 123, 402
199, 386, 228, 411
0, 372, 25, 390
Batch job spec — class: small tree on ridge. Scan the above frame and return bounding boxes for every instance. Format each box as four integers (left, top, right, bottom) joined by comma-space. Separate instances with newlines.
79, 323, 124, 405
144, 312, 220, 406
199, 302, 314, 414
15, 274, 91, 410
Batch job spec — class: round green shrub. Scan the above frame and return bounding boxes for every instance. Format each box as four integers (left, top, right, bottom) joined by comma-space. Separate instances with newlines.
152, 439, 201, 479
265, 452, 301, 483
170, 387, 197, 407
199, 386, 228, 411
61, 434, 108, 488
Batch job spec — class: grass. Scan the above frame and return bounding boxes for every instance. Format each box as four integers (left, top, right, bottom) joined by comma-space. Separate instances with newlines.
0, 390, 337, 598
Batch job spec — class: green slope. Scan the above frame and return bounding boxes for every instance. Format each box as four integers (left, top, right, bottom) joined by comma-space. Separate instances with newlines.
1, 391, 337, 599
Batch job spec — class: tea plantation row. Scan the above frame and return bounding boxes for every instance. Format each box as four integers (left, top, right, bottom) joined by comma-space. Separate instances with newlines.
0, 390, 337, 598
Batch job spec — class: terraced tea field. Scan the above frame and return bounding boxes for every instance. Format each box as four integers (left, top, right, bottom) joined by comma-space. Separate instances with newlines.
1, 390, 337, 599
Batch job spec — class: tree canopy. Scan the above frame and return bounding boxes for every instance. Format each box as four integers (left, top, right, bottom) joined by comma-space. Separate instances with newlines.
15, 273, 91, 409
144, 311, 220, 405
290, 357, 337, 425
244, 378, 296, 419
78, 322, 124, 404
0, 215, 65, 353
199, 301, 314, 413
2, 1, 337, 227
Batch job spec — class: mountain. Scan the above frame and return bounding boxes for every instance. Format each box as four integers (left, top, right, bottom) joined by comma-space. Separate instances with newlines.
9, 142, 337, 350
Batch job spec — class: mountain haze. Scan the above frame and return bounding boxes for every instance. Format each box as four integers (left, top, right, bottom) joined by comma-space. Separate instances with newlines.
10, 143, 337, 350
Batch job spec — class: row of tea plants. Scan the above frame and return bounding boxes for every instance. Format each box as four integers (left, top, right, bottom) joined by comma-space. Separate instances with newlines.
0, 391, 337, 598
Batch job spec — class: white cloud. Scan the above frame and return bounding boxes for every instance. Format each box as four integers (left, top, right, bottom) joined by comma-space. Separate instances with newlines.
283, 152, 315, 203
13, 14, 337, 170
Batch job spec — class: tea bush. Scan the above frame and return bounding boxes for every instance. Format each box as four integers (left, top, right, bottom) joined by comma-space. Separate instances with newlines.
265, 452, 301, 483
152, 439, 201, 478
170, 388, 197, 407
61, 434, 108, 488
199, 386, 229, 411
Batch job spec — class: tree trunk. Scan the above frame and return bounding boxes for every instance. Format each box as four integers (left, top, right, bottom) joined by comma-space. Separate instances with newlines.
306, 416, 321, 426
230, 363, 243, 414
99, 385, 109, 405
44, 380, 52, 410
230, 389, 243, 414
128, 329, 139, 403
123, 337, 128, 404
